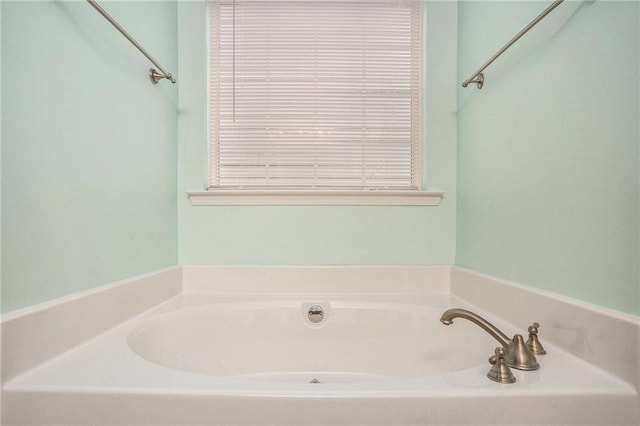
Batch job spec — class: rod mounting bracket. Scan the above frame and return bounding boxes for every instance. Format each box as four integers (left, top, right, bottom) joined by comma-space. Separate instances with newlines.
149, 68, 175, 85
149, 68, 163, 84
462, 73, 484, 89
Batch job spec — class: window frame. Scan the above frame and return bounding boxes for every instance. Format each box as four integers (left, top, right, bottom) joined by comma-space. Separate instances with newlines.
190, 0, 443, 206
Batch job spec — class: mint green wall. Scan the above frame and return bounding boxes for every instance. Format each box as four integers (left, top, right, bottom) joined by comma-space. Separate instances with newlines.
5, 0, 636, 316
177, 1, 458, 266
1, 0, 3, 317
456, 1, 639, 315
1, 1, 178, 313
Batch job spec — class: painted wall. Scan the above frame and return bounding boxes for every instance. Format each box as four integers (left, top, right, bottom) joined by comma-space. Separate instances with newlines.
456, 1, 639, 315
1, 0, 4, 418
1, 0, 178, 313
1, 1, 3, 315
177, 1, 458, 266
5, 0, 635, 318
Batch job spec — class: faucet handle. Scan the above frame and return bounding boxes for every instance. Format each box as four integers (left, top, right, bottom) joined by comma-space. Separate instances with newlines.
526, 322, 547, 355
487, 347, 516, 384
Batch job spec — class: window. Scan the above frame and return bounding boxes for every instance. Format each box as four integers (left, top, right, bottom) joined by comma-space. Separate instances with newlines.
208, 0, 423, 191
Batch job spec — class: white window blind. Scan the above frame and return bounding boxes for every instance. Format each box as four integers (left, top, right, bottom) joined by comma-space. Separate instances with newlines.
208, 0, 423, 190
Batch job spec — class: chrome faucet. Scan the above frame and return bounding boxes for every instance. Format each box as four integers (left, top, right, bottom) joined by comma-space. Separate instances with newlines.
440, 308, 539, 371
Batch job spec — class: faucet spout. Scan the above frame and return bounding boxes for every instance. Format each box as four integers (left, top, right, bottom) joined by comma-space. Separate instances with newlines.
440, 308, 539, 371
440, 308, 511, 347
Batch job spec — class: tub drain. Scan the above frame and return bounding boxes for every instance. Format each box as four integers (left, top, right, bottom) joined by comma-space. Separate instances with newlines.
309, 378, 321, 384
307, 305, 324, 323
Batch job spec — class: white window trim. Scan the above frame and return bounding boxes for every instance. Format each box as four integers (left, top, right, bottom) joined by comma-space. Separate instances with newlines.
189, 0, 444, 206
187, 190, 443, 206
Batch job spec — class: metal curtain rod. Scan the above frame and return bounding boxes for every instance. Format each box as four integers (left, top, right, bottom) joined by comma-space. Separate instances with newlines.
87, 0, 176, 85
462, 0, 564, 89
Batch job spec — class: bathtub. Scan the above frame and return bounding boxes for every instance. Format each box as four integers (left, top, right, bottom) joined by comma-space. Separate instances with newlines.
4, 291, 638, 425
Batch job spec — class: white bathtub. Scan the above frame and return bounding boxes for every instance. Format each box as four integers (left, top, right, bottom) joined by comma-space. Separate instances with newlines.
4, 291, 638, 425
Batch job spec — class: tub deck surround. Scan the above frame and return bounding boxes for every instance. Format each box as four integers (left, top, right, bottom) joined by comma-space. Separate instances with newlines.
0, 266, 182, 383
1, 265, 639, 425
3, 292, 637, 425
451, 267, 640, 392
181, 265, 451, 294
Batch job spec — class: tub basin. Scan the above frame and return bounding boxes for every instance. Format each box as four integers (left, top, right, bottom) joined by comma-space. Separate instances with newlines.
127, 300, 490, 381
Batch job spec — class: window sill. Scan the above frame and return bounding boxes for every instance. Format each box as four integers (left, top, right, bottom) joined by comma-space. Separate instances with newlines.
186, 190, 444, 206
